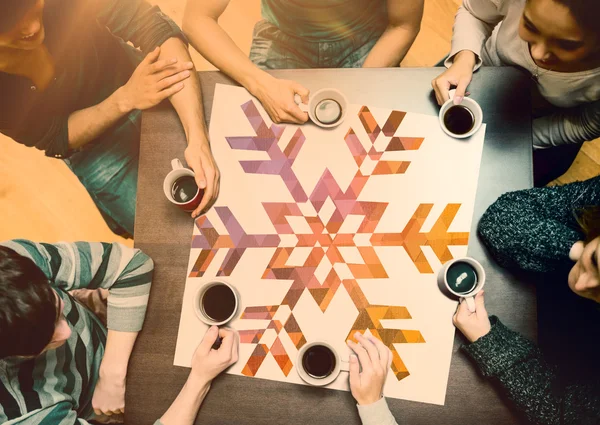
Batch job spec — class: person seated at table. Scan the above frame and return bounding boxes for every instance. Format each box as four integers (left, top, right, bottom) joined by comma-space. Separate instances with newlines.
0, 239, 240, 425
431, 0, 600, 186
182, 0, 424, 124
0, 0, 220, 238
451, 177, 600, 425
347, 332, 400, 425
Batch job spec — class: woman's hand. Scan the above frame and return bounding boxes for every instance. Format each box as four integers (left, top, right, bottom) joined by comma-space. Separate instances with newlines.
432, 50, 477, 106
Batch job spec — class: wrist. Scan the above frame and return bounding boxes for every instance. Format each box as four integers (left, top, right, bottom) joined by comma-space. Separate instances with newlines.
454, 50, 477, 68
186, 375, 211, 395
244, 70, 273, 99
356, 393, 383, 406
99, 363, 128, 382
113, 86, 134, 115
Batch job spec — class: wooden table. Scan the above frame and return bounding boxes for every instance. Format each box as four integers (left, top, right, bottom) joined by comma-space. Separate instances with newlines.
127, 68, 535, 425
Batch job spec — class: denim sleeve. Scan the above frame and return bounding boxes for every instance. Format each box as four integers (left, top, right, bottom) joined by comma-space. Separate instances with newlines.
94, 0, 187, 53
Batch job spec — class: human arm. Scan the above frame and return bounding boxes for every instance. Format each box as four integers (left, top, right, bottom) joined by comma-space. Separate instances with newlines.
347, 332, 398, 425
157, 326, 239, 425
477, 176, 600, 272
533, 99, 600, 148
67, 46, 191, 151
362, 0, 424, 68
454, 294, 600, 425
95, 0, 220, 215
182, 0, 309, 124
0, 240, 154, 330
432, 0, 507, 104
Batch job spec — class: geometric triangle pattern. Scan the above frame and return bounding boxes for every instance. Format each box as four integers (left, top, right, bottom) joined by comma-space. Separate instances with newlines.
190, 101, 469, 381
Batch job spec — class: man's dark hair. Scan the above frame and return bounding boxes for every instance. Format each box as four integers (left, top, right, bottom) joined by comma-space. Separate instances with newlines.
0, 0, 38, 33
0, 246, 57, 359
553, 0, 600, 37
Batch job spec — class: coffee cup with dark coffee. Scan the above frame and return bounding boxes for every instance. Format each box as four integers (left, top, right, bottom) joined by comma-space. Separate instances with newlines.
294, 88, 349, 129
163, 159, 204, 212
296, 341, 349, 386
438, 90, 483, 139
437, 257, 486, 312
194, 281, 239, 326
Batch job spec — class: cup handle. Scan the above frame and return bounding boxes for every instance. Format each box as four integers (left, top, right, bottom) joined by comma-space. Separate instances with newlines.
171, 158, 183, 170
340, 360, 350, 373
464, 296, 476, 313
294, 93, 309, 113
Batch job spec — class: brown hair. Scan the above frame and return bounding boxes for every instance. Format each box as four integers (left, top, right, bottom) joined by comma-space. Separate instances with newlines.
576, 206, 600, 242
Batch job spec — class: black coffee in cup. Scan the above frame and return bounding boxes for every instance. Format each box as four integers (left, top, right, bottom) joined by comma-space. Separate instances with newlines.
302, 344, 336, 378
201, 284, 237, 323
171, 176, 198, 203
443, 105, 475, 135
446, 261, 478, 294
315, 99, 342, 125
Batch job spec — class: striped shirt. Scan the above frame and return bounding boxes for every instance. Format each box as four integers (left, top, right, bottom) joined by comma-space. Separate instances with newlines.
0, 240, 153, 424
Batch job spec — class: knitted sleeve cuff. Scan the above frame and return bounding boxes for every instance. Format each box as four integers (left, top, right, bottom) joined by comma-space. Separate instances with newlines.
462, 316, 537, 377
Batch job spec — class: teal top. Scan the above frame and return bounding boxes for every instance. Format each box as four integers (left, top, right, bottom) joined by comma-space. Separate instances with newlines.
261, 0, 388, 42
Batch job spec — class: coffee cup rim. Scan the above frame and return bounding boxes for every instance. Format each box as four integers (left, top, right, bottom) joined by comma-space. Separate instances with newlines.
296, 341, 345, 387
440, 257, 486, 297
194, 280, 239, 326
438, 96, 483, 139
307, 88, 348, 129
163, 168, 200, 205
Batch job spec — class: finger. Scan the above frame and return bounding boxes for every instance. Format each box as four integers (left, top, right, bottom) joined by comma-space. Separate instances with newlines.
94, 408, 103, 416
433, 77, 451, 106
143, 46, 161, 65
278, 109, 308, 125
156, 70, 191, 91
193, 169, 213, 218
348, 353, 361, 388
292, 82, 310, 103
569, 241, 585, 261
154, 61, 195, 81
218, 328, 235, 356
199, 325, 220, 355
157, 82, 185, 101
368, 335, 390, 370
581, 238, 600, 273
347, 339, 373, 373
453, 76, 471, 104
230, 329, 240, 364
150, 57, 179, 73
355, 332, 380, 364
474, 291, 488, 318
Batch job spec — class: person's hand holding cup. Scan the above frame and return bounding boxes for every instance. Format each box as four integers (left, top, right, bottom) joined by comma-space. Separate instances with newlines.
438, 257, 486, 312
347, 332, 392, 406
164, 159, 204, 214
453, 291, 491, 343
294, 88, 349, 129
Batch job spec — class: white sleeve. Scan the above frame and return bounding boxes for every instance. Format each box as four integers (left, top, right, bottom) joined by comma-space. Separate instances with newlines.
533, 100, 600, 148
445, 0, 507, 70
357, 398, 399, 425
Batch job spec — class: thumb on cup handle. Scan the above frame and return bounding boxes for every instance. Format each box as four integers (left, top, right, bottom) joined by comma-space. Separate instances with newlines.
171, 158, 183, 170
465, 296, 476, 313
294, 94, 309, 113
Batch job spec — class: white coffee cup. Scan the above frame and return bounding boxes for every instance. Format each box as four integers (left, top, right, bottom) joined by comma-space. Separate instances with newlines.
163, 159, 203, 212
439, 89, 483, 139
296, 341, 349, 386
294, 88, 349, 128
437, 257, 486, 313
193, 280, 240, 326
